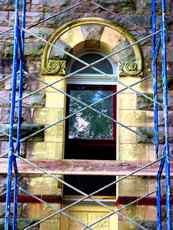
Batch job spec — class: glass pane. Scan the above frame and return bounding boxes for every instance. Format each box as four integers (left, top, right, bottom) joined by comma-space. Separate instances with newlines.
70, 53, 113, 74
68, 89, 113, 139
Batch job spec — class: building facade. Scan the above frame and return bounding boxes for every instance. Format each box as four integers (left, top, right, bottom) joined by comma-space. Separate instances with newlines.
0, 0, 173, 229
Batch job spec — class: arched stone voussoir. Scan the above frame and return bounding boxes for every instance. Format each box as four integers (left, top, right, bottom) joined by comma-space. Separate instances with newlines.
41, 17, 143, 76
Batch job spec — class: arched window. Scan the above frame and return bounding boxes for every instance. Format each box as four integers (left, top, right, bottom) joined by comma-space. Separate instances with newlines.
64, 52, 117, 198
68, 52, 116, 85
41, 17, 143, 201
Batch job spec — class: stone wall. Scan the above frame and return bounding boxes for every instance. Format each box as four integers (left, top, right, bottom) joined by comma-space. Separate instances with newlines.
0, 0, 173, 229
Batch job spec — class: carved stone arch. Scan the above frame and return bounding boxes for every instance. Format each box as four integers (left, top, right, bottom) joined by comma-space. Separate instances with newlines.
41, 17, 143, 76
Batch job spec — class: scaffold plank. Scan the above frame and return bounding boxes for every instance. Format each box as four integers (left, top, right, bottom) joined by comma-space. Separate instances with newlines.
1, 159, 173, 176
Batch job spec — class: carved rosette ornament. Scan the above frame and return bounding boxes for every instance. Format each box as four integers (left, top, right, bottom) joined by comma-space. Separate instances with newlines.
41, 18, 143, 76
42, 59, 66, 75
122, 61, 139, 75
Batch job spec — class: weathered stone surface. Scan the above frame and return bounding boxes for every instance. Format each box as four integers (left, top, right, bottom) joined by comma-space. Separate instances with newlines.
0, 141, 26, 157
32, 108, 63, 124
19, 92, 46, 108
137, 93, 161, 111
0, 219, 40, 230
0, 0, 8, 3
0, 91, 10, 106
4, 76, 27, 90
0, 108, 9, 123
159, 111, 173, 126
96, 0, 136, 13
29, 27, 54, 40
137, 92, 173, 111
24, 42, 45, 57
44, 0, 70, 7
0, 124, 44, 141
26, 77, 40, 91
0, 11, 8, 26
0, 91, 45, 108
137, 127, 173, 147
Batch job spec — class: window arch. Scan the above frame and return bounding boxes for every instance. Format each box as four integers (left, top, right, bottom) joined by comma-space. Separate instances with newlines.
41, 17, 143, 76
68, 51, 117, 85
41, 17, 143, 200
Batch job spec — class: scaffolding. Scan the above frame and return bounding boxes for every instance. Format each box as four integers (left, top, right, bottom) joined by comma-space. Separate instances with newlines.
0, 0, 172, 229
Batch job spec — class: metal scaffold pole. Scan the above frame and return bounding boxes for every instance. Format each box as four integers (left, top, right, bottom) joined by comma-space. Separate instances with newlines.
151, 0, 163, 229
4, 0, 20, 229
161, 0, 172, 229
13, 0, 27, 229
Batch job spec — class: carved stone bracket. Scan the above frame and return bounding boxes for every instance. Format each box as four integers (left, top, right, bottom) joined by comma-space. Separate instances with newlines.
121, 61, 140, 76
42, 59, 66, 75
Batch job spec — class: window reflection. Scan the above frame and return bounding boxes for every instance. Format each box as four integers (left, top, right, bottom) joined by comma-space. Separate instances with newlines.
68, 89, 113, 139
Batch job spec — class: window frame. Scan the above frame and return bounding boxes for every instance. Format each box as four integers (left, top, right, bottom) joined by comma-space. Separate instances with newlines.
66, 84, 117, 142
64, 51, 118, 200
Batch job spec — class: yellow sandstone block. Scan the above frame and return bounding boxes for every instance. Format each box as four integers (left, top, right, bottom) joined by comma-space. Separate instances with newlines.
61, 205, 118, 230
31, 142, 47, 159
117, 76, 141, 93
28, 177, 62, 195
45, 125, 65, 142
119, 144, 147, 160
146, 144, 155, 161
33, 143, 63, 160
33, 108, 64, 125
27, 203, 61, 219
101, 26, 125, 50
146, 111, 155, 128
46, 142, 64, 159
40, 218, 60, 230
119, 205, 156, 229
119, 177, 148, 196
118, 126, 137, 144
119, 93, 136, 110
61, 211, 87, 229
147, 178, 156, 196
46, 109, 64, 124
46, 92, 65, 108
32, 142, 64, 160
119, 110, 147, 127
33, 108, 48, 124
42, 75, 66, 93
143, 206, 156, 221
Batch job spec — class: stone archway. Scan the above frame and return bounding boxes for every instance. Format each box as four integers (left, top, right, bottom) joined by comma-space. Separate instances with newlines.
41, 17, 143, 77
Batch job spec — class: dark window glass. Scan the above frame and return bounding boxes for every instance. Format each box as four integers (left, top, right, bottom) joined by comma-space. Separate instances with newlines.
70, 53, 113, 74
68, 89, 113, 139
